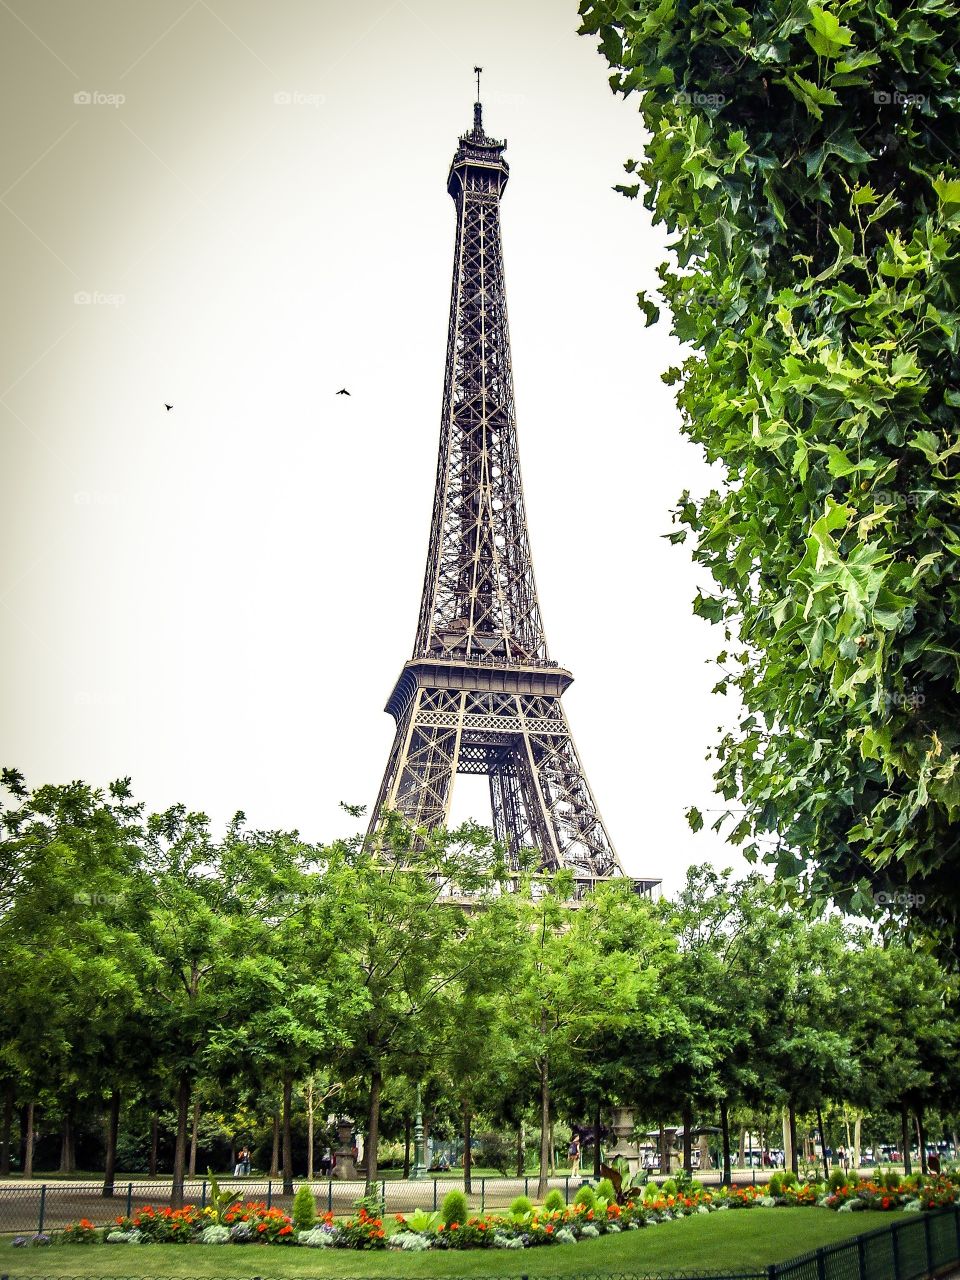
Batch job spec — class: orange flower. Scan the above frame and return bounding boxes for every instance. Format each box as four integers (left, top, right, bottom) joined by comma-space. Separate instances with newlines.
545, 1224, 554, 1234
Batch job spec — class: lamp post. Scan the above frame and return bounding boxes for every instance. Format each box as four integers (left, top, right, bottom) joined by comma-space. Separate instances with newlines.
410, 1085, 427, 1180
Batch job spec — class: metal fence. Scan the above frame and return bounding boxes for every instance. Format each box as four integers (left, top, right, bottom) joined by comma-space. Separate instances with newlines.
0, 1175, 582, 1233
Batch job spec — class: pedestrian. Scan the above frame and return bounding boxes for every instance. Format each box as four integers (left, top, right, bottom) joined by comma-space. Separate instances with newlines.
837, 1145, 847, 1172
234, 1147, 245, 1177
568, 1133, 581, 1176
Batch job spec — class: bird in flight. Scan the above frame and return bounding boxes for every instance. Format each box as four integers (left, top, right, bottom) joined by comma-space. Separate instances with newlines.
336, 388, 351, 396
164, 403, 173, 411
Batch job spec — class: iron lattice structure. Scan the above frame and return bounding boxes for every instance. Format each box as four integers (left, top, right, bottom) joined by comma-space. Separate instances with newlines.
370, 98, 657, 891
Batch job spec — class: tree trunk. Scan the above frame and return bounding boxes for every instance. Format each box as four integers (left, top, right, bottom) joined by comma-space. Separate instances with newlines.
282, 1071, 294, 1194
901, 1105, 912, 1175
659, 1119, 669, 1176
0, 1088, 13, 1177
148, 1111, 159, 1178
593, 1099, 602, 1178
516, 1120, 525, 1177
270, 1111, 280, 1177
816, 1103, 829, 1178
788, 1104, 798, 1176
102, 1091, 121, 1197
365, 1066, 382, 1190
853, 1115, 862, 1175
23, 1102, 35, 1179
738, 1126, 746, 1169
59, 1107, 75, 1173
682, 1099, 693, 1176
306, 1078, 314, 1181
720, 1099, 732, 1185
917, 1110, 928, 1176
537, 1054, 550, 1199
463, 1103, 472, 1194
171, 1073, 191, 1209
188, 1098, 200, 1177
403, 1113, 411, 1178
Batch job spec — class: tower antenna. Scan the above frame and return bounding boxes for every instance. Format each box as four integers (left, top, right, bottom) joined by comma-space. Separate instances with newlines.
474, 65, 482, 103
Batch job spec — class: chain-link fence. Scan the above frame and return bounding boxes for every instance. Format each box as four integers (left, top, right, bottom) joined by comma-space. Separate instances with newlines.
0, 1175, 580, 1233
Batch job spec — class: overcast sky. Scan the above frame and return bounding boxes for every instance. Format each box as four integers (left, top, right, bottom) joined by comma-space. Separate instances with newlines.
0, 0, 748, 893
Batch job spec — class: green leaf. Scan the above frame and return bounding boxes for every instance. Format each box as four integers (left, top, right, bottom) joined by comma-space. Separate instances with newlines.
686, 806, 704, 833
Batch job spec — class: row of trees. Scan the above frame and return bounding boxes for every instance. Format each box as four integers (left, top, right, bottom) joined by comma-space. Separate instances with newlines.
2, 769, 958, 1204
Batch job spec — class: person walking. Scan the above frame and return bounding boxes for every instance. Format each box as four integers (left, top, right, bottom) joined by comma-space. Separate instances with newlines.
568, 1132, 581, 1176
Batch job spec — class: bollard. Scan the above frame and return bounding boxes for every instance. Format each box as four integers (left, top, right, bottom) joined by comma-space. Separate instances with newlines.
267, 1179, 272, 1209
37, 1185, 46, 1234
126, 1182, 133, 1220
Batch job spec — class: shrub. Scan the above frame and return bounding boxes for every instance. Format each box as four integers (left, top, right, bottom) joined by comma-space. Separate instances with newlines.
768, 1172, 784, 1196
477, 1130, 514, 1176
543, 1189, 566, 1212
573, 1185, 597, 1210
643, 1180, 661, 1201
661, 1178, 678, 1196
440, 1189, 469, 1228
782, 1170, 799, 1188
509, 1194, 533, 1216
882, 1169, 902, 1190
596, 1177, 617, 1203
292, 1184, 317, 1231
60, 1219, 98, 1244
829, 1168, 849, 1193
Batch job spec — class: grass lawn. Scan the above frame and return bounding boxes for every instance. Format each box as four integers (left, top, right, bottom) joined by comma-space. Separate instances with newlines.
1, 1209, 907, 1277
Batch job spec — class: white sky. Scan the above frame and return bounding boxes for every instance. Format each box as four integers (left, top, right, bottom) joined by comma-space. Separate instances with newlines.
0, 0, 747, 893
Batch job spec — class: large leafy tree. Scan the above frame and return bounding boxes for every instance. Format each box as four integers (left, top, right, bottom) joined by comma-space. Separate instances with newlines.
580, 0, 960, 958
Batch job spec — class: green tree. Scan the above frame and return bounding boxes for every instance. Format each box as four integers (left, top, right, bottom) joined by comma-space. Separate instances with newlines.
580, 0, 960, 959
326, 815, 508, 1188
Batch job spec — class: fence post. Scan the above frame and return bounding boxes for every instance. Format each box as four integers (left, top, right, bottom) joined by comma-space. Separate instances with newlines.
200, 1179, 207, 1210
815, 1246, 827, 1280
857, 1234, 867, 1280
923, 1213, 933, 1273
327, 1180, 332, 1214
267, 1179, 272, 1210
767, 1265, 777, 1280
433, 1178, 437, 1211
525, 1176, 529, 1197
891, 1222, 902, 1280
37, 1185, 46, 1234
125, 1182, 132, 1220
565, 1175, 569, 1203
381, 1180, 386, 1215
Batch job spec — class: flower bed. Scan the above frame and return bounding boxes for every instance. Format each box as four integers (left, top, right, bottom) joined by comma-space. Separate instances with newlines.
28, 1174, 958, 1254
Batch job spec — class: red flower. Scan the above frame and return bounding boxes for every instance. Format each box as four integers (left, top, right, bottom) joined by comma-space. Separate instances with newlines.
279, 1225, 293, 1235
546, 1224, 554, 1234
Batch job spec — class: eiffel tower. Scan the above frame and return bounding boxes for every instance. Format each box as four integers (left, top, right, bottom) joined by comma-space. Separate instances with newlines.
369, 81, 659, 893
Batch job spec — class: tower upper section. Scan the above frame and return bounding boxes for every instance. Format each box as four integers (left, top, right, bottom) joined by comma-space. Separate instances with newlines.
413, 99, 548, 667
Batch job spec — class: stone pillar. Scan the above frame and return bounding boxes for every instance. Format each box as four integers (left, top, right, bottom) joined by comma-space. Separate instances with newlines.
332, 1118, 357, 1180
